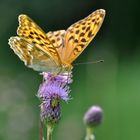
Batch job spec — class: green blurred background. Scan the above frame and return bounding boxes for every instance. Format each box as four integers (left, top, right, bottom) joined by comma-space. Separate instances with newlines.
0, 0, 140, 140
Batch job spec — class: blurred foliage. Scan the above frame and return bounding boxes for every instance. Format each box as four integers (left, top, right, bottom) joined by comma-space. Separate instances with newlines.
0, 0, 140, 140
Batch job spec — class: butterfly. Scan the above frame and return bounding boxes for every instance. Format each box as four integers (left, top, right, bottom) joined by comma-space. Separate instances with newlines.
8, 9, 105, 74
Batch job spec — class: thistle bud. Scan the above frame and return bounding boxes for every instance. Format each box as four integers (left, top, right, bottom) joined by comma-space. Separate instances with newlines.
84, 106, 103, 127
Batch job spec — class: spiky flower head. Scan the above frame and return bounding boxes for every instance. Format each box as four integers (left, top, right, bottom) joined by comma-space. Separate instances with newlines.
37, 72, 72, 124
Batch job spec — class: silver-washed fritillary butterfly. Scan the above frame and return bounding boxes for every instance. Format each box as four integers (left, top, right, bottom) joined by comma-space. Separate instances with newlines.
8, 9, 105, 74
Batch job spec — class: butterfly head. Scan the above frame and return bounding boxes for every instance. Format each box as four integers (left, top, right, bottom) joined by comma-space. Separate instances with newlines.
61, 63, 73, 73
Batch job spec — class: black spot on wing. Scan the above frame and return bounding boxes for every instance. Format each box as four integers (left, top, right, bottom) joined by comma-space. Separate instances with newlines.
81, 38, 86, 42
74, 39, 78, 43
88, 31, 94, 38
68, 36, 74, 41
40, 34, 45, 39
75, 30, 80, 34
57, 38, 60, 41
92, 19, 95, 22
82, 27, 86, 30
29, 35, 33, 39
51, 39, 55, 43
80, 32, 85, 37
36, 37, 41, 40
79, 44, 85, 48
30, 31, 34, 35
86, 26, 90, 32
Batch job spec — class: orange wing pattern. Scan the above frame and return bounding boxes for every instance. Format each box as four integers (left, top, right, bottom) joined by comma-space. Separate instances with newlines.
8, 9, 105, 73
17, 15, 61, 66
46, 30, 65, 55
9, 36, 60, 72
62, 9, 105, 64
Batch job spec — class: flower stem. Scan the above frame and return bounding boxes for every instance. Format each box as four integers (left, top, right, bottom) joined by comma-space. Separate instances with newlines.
39, 121, 44, 140
47, 123, 54, 140
85, 127, 95, 140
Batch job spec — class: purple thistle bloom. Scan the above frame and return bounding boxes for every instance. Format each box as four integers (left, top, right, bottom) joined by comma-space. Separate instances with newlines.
37, 72, 72, 123
84, 106, 103, 127
41, 72, 73, 84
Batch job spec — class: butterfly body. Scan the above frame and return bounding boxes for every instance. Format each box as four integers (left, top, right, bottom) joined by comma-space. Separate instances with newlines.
8, 9, 105, 74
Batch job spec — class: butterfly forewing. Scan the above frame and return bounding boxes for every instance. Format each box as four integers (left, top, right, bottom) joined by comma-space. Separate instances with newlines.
62, 9, 105, 64
8, 14, 64, 72
17, 14, 61, 66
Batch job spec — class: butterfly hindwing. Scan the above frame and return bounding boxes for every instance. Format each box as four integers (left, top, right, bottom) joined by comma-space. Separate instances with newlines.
9, 36, 60, 72
9, 36, 33, 65
46, 30, 65, 56
62, 9, 105, 64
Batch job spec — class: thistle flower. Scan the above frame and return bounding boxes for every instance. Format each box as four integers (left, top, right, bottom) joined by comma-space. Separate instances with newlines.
37, 72, 72, 124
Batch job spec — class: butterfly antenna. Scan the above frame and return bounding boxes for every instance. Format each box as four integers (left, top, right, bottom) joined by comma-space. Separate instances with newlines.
74, 60, 104, 66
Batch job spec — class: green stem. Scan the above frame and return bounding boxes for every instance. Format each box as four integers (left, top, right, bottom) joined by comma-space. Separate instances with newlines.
85, 127, 95, 140
47, 123, 54, 140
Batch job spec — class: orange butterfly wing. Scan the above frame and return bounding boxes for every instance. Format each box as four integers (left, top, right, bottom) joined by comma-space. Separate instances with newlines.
46, 30, 65, 56
62, 9, 105, 64
9, 10, 105, 73
9, 15, 63, 72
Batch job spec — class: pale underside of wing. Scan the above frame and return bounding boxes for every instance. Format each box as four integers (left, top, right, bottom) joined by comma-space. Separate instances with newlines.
8, 36, 61, 72
62, 9, 105, 64
17, 14, 61, 67
46, 30, 65, 56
